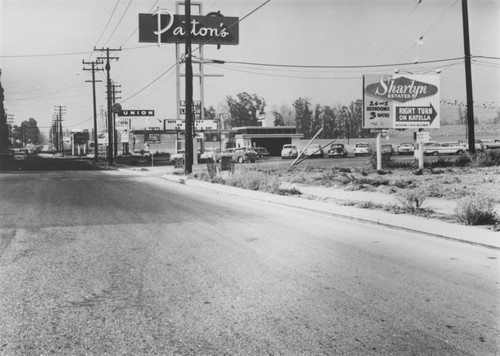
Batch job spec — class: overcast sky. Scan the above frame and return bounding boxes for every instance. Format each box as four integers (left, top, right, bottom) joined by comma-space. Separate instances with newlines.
1, 0, 499, 133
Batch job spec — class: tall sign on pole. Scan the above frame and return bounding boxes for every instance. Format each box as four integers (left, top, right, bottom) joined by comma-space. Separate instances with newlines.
138, 5, 239, 174
363, 74, 440, 129
363, 73, 440, 169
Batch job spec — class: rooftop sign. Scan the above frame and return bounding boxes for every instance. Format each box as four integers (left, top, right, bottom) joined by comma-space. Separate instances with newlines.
138, 9, 239, 45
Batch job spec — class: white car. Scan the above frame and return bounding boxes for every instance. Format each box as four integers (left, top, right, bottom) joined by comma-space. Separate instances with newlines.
423, 142, 465, 156
304, 144, 324, 158
281, 144, 298, 159
353, 142, 371, 157
200, 147, 222, 162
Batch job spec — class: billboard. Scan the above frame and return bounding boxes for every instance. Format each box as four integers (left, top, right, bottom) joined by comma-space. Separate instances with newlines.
363, 74, 440, 129
139, 10, 239, 45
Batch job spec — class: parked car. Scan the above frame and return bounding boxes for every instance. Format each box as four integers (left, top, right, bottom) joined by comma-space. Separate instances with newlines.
478, 139, 500, 150
397, 143, 415, 155
281, 144, 298, 159
10, 148, 29, 161
36, 144, 57, 153
327, 143, 348, 158
254, 147, 270, 159
381, 143, 395, 155
133, 149, 152, 158
200, 147, 222, 162
423, 142, 465, 156
304, 144, 324, 158
230, 146, 257, 163
353, 142, 371, 157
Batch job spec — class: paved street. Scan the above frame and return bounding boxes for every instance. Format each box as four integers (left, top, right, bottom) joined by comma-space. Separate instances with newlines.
0, 162, 499, 355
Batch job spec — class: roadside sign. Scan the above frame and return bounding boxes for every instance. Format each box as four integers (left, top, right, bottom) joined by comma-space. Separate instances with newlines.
117, 110, 155, 117
139, 11, 239, 45
363, 74, 440, 129
416, 131, 430, 143
112, 103, 122, 113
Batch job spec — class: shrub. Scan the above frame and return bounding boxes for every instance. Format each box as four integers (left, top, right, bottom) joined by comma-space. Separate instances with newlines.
368, 151, 393, 169
397, 189, 428, 212
466, 151, 500, 167
455, 194, 499, 225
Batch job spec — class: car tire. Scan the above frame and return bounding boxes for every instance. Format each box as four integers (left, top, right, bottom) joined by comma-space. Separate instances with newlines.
238, 156, 244, 164
432, 151, 439, 156
456, 150, 464, 155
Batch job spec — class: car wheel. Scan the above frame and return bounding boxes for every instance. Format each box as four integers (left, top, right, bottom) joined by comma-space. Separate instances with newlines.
238, 156, 244, 164
250, 159, 255, 163
456, 150, 464, 155
432, 151, 439, 156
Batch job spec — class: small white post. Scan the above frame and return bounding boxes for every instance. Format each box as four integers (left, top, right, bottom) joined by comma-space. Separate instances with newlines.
376, 133, 382, 170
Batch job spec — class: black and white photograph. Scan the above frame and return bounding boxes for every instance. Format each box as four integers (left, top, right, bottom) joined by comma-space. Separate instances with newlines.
1, 0, 499, 354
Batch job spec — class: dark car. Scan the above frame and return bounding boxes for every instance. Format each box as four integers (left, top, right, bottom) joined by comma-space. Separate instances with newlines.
327, 144, 348, 158
254, 147, 269, 159
229, 147, 257, 163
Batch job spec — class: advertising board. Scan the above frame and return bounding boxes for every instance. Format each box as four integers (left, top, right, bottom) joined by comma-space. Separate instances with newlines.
363, 74, 440, 129
139, 10, 239, 45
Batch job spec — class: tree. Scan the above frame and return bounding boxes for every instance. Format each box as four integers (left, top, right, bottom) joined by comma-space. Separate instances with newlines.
225, 92, 266, 128
271, 103, 295, 127
311, 104, 323, 137
272, 111, 284, 126
0, 69, 9, 152
204, 106, 217, 121
293, 97, 313, 138
12, 118, 41, 146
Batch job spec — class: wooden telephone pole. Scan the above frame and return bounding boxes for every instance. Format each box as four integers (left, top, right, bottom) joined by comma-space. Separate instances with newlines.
95, 47, 120, 165
462, 0, 475, 153
83, 60, 103, 163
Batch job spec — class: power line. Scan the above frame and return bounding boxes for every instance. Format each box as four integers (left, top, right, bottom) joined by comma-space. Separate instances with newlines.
94, 0, 121, 48
119, 0, 159, 47
103, 0, 133, 47
412, 0, 459, 48
214, 56, 465, 69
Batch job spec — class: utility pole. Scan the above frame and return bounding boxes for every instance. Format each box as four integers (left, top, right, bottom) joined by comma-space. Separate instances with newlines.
185, 0, 194, 174
111, 81, 122, 157
54, 106, 66, 155
95, 47, 120, 165
462, 0, 475, 154
83, 60, 103, 163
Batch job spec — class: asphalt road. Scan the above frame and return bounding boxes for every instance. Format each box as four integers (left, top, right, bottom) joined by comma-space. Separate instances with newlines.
0, 161, 499, 355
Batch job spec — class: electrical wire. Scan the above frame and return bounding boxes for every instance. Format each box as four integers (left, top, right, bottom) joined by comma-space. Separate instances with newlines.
93, 0, 121, 49
411, 0, 459, 48
215, 64, 361, 80
102, 0, 134, 47
119, 0, 159, 48
214, 56, 464, 69
120, 62, 177, 103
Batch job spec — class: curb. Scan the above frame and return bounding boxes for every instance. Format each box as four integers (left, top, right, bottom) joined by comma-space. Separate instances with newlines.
159, 173, 500, 250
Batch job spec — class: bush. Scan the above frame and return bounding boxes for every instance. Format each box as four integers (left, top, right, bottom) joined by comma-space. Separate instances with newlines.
455, 194, 499, 225
465, 151, 500, 167
397, 189, 428, 212
368, 151, 393, 169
